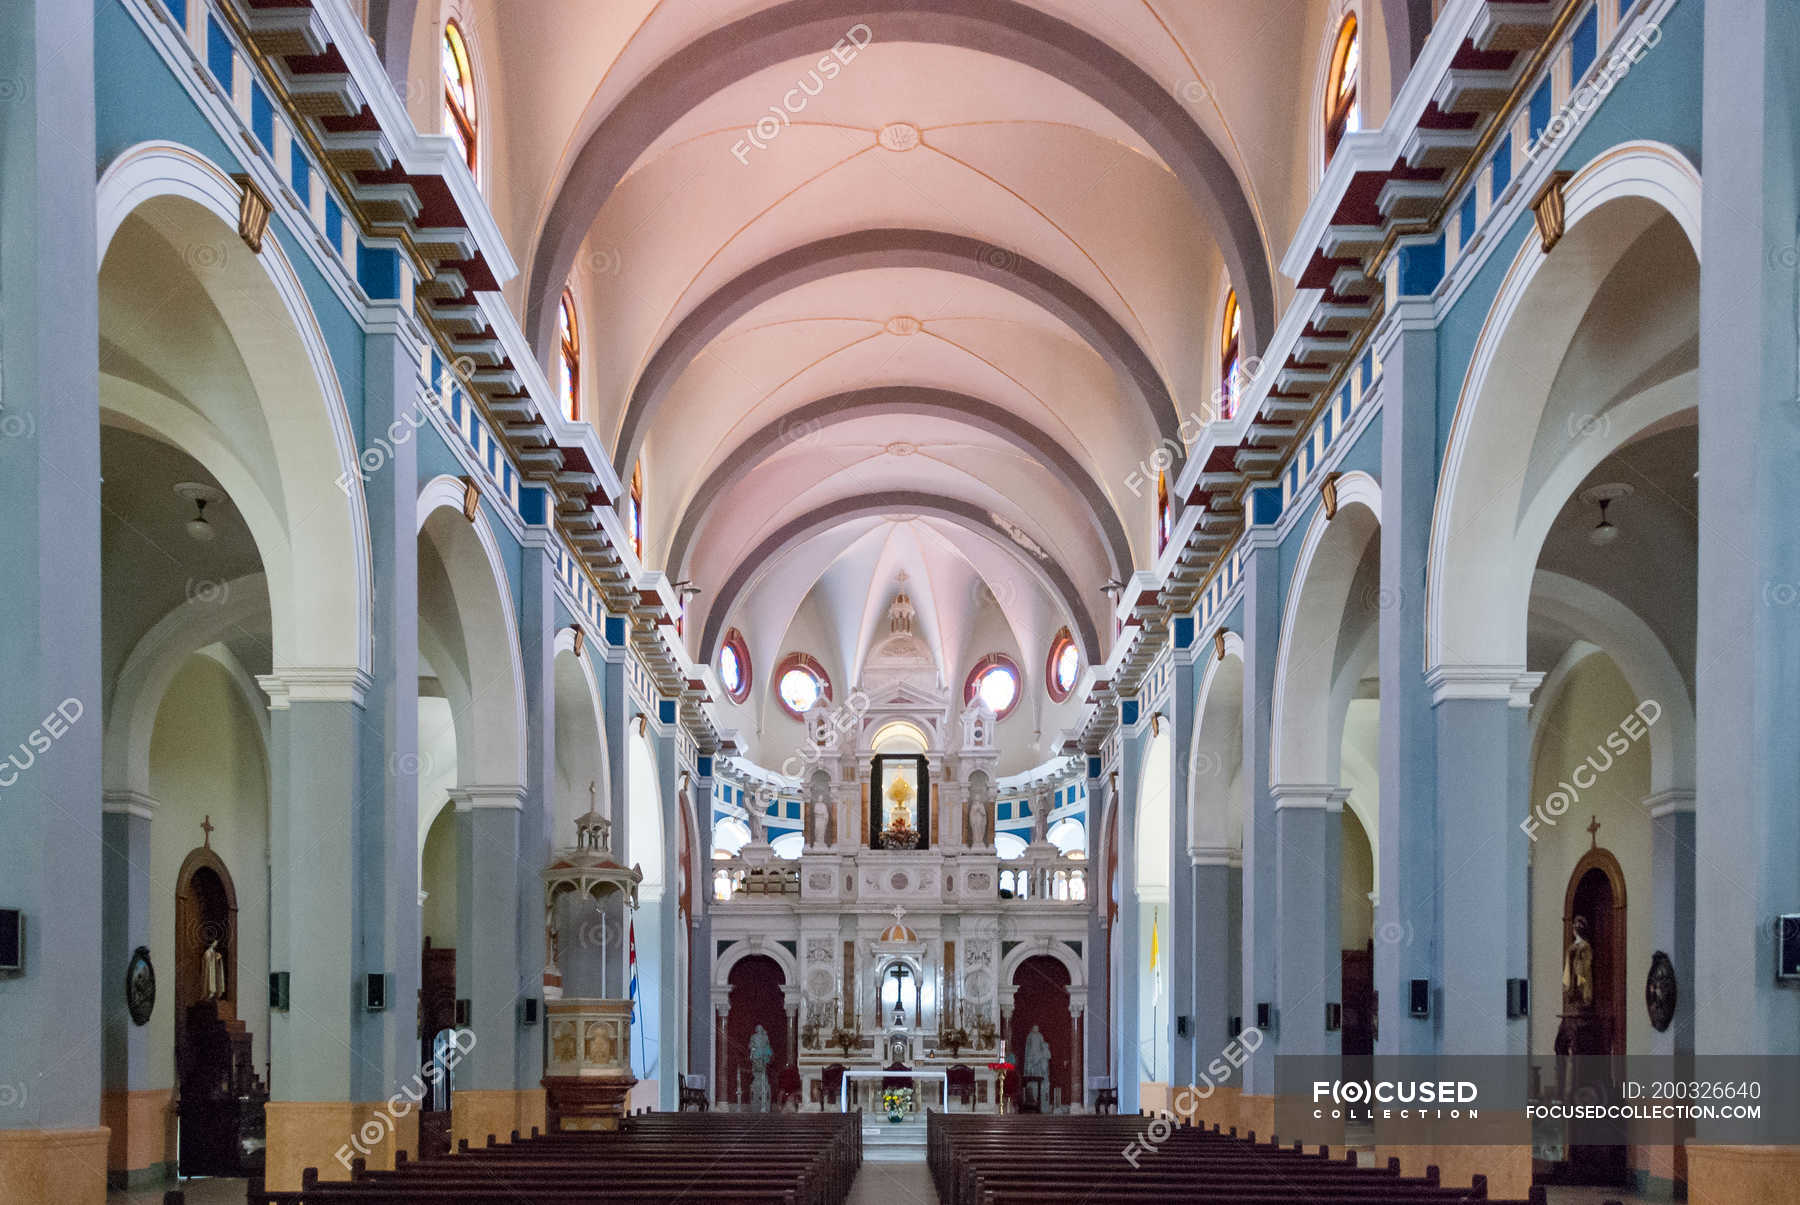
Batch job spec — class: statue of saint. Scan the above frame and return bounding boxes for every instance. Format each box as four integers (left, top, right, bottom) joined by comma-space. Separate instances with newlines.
748, 1024, 774, 1113
809, 799, 831, 847
1029, 790, 1050, 845
966, 795, 988, 846
1563, 915, 1595, 1013
747, 791, 769, 844
1023, 1025, 1051, 1090
202, 939, 226, 1001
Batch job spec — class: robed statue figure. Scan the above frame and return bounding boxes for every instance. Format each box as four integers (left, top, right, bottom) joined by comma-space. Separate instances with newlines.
1562, 915, 1594, 1013
748, 1024, 774, 1113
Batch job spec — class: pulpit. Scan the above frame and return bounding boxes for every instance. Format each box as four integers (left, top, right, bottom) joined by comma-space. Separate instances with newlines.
542, 810, 643, 1132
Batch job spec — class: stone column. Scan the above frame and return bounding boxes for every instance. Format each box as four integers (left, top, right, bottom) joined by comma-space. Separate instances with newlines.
1165, 649, 1200, 1087
1270, 786, 1346, 1060
0, 1, 107, 1196
1188, 850, 1236, 1058
450, 784, 526, 1149
1644, 791, 1695, 1057
1112, 720, 1147, 1112
351, 319, 424, 1122
1083, 805, 1110, 1109
1424, 673, 1537, 1057
597, 642, 629, 841
513, 534, 559, 1135
100, 795, 157, 1185
261, 670, 377, 1190
687, 767, 715, 1092
711, 989, 732, 1107
1689, 1, 1800, 1194
1236, 527, 1281, 1139
651, 716, 682, 1112
1372, 301, 1440, 1059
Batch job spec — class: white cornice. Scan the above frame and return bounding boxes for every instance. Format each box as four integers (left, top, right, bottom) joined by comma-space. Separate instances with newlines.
257, 667, 375, 708
1425, 665, 1545, 707
309, 0, 517, 283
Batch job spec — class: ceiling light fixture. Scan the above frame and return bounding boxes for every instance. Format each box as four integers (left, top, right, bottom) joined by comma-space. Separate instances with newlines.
1579, 482, 1634, 547
174, 482, 226, 544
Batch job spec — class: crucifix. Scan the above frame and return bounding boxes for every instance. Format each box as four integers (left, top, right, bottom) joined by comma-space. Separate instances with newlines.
201, 814, 214, 848
1587, 815, 1601, 850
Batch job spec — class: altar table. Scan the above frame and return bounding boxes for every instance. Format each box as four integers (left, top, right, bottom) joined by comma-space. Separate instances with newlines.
839, 1068, 947, 1113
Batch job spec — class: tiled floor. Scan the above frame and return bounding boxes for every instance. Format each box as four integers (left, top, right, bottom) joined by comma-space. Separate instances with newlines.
845, 1156, 938, 1204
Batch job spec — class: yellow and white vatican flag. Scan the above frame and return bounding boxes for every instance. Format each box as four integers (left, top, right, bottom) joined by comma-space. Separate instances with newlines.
1149, 907, 1162, 1008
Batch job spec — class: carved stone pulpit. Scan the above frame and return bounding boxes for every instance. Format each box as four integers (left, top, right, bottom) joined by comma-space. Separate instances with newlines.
542, 810, 643, 1131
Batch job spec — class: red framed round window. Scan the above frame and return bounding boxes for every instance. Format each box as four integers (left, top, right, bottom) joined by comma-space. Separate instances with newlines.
718, 628, 752, 704
773, 652, 832, 720
963, 653, 1022, 720
1045, 628, 1078, 702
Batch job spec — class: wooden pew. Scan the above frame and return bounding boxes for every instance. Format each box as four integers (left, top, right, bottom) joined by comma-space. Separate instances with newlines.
927, 1112, 1568, 1205
260, 1111, 861, 1205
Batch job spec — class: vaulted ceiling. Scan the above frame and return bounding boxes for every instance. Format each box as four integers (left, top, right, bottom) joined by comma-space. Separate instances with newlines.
376, 0, 1418, 759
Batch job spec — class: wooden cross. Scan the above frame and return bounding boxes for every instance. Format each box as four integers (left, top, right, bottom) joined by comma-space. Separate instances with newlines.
201, 815, 214, 848
1587, 815, 1601, 849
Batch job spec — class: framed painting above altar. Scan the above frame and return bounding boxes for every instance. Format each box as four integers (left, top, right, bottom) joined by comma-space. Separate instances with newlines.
870, 754, 930, 850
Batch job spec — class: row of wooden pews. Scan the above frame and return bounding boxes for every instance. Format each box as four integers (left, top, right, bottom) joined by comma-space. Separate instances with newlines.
258, 1111, 861, 1204
928, 1113, 1600, 1204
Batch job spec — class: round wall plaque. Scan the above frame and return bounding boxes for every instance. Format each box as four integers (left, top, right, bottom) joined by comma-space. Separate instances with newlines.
1645, 950, 1677, 1032
125, 945, 156, 1026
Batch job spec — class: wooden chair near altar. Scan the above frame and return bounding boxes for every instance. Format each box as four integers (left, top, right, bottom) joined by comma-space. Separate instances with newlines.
777, 1063, 803, 1110
946, 1063, 976, 1111
819, 1063, 847, 1111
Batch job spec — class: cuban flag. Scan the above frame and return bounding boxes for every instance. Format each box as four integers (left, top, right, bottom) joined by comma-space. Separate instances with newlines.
628, 919, 640, 1025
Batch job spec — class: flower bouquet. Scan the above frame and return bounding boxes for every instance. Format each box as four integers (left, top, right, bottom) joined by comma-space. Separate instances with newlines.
882, 1086, 914, 1122
879, 821, 920, 849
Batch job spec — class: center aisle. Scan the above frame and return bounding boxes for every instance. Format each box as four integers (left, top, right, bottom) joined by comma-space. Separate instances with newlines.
849, 1114, 937, 1204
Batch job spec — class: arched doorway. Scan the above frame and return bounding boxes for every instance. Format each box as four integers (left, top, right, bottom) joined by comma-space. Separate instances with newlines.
1009, 955, 1072, 1112
723, 955, 789, 1111
173, 844, 263, 1176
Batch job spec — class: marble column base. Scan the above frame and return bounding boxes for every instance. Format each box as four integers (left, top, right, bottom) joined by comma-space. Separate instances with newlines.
1686, 1144, 1800, 1203
1376, 1142, 1531, 1200
452, 1088, 546, 1149
0, 1126, 110, 1205
100, 1088, 172, 1185
264, 1100, 419, 1192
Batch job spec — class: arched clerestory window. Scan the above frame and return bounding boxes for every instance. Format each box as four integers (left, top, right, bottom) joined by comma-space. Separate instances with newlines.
441, 21, 478, 172
1219, 289, 1242, 420
1325, 14, 1361, 162
558, 290, 581, 422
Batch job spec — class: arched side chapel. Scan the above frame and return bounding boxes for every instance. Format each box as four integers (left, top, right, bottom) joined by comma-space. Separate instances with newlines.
2, 3, 1792, 1204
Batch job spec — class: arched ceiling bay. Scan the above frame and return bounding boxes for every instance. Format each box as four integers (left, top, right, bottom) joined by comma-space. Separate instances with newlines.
410, 1, 1342, 741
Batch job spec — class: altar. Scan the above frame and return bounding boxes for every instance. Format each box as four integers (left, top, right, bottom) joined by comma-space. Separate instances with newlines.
840, 1068, 946, 1112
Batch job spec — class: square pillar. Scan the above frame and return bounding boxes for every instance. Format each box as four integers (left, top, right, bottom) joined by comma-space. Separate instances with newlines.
0, 2, 107, 1199
1373, 301, 1440, 1058
1425, 670, 1539, 1056
1271, 786, 1346, 1058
